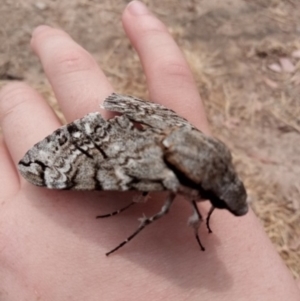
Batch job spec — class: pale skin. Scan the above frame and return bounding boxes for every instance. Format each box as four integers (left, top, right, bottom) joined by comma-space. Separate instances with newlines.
0, 1, 299, 300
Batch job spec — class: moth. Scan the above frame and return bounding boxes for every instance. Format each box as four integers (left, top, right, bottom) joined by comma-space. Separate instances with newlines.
18, 93, 248, 255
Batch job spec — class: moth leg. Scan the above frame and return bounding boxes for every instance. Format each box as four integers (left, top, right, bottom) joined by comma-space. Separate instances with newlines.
188, 201, 205, 251
96, 202, 135, 219
206, 206, 215, 234
106, 192, 176, 256
96, 192, 149, 219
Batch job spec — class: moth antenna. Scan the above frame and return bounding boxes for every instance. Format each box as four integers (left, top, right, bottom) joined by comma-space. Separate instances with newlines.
106, 192, 176, 256
206, 206, 215, 234
190, 201, 205, 251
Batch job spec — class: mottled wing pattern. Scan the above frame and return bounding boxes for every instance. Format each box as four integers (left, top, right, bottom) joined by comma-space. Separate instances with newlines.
18, 111, 179, 191
19, 112, 107, 189
103, 93, 196, 131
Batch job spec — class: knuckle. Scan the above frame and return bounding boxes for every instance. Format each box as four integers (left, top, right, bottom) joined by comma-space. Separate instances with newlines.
0, 82, 32, 122
159, 60, 194, 83
141, 25, 167, 38
54, 48, 97, 76
31, 26, 98, 76
138, 15, 168, 38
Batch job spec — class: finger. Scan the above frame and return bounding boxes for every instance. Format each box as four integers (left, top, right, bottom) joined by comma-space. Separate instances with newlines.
0, 137, 20, 196
297, 279, 300, 290
0, 82, 61, 165
31, 25, 114, 122
122, 1, 209, 133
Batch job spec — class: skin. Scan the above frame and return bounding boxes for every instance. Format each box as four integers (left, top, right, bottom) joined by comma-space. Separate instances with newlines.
0, 1, 299, 300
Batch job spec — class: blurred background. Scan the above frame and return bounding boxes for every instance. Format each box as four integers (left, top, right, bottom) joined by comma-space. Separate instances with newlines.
0, 0, 299, 278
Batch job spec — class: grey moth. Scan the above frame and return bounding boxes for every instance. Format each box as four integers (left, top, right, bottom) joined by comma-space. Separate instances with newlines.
18, 93, 248, 255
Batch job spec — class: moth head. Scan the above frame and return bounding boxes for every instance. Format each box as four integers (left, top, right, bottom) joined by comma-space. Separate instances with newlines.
208, 175, 248, 216
200, 147, 249, 216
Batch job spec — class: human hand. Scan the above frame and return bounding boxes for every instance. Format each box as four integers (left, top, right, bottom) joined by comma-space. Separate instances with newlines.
0, 1, 299, 300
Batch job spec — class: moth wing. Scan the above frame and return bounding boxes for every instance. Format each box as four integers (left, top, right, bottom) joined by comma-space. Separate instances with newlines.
162, 128, 208, 185
18, 112, 179, 192
18, 112, 108, 189
103, 93, 195, 131
162, 127, 234, 189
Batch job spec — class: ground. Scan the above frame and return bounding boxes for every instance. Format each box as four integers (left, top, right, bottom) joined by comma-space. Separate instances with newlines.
0, 0, 299, 278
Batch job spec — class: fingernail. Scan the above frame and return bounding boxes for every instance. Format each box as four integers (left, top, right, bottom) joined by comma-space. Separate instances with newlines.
127, 1, 149, 15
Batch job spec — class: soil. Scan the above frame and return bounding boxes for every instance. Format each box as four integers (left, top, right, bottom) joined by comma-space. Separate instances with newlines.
0, 0, 299, 278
